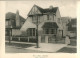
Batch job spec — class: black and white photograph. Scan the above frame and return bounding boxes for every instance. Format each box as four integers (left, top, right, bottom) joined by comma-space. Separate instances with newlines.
5, 0, 77, 53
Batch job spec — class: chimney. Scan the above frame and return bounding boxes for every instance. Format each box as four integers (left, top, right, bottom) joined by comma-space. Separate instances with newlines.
15, 10, 21, 27
49, 5, 53, 9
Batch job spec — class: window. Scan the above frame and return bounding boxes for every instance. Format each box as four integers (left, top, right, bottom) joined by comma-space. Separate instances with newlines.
49, 14, 53, 20
28, 28, 36, 36
44, 28, 56, 34
33, 28, 35, 36
47, 14, 54, 20
6, 21, 8, 26
12, 19, 16, 27
58, 18, 61, 23
47, 15, 49, 20
51, 29, 55, 34
45, 29, 49, 34
32, 16, 37, 22
6, 29, 10, 36
32, 16, 40, 24
29, 29, 32, 36
8, 20, 11, 26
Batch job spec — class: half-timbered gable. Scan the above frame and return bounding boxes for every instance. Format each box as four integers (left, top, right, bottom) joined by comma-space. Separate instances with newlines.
28, 5, 42, 16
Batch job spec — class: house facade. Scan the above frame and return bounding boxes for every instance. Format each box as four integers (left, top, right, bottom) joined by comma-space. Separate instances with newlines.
6, 10, 25, 41
67, 18, 77, 38
61, 17, 71, 37
21, 5, 63, 43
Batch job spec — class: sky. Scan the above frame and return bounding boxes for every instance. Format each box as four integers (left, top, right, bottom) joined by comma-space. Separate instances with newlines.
6, 0, 77, 19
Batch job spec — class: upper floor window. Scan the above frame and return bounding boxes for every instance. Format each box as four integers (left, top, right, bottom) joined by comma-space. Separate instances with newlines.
47, 15, 49, 20
47, 14, 54, 20
32, 16, 37, 22
32, 15, 41, 24
11, 19, 16, 27
58, 18, 61, 24
6, 20, 11, 26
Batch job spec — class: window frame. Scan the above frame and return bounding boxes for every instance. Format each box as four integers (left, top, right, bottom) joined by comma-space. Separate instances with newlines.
28, 28, 36, 36
44, 28, 56, 34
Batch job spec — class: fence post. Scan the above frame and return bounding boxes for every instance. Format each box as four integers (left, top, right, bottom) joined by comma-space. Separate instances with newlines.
28, 37, 29, 42
10, 36, 12, 41
45, 36, 48, 43
18, 37, 20, 41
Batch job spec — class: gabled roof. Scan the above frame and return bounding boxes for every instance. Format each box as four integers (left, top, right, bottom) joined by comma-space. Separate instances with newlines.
6, 12, 26, 22
35, 5, 58, 13
28, 5, 58, 16
6, 12, 26, 29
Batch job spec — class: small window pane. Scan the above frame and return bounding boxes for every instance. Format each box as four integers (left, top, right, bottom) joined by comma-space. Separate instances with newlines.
30, 29, 32, 36
33, 28, 35, 36
51, 29, 54, 34
45, 29, 49, 34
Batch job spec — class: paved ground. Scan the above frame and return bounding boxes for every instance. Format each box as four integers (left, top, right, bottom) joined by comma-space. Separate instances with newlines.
5, 40, 77, 53
6, 46, 48, 53
25, 43, 67, 52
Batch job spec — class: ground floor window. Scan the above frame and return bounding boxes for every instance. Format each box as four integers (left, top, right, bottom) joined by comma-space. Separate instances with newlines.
28, 28, 36, 36
51, 29, 55, 34
45, 29, 49, 34
44, 28, 56, 34
6, 29, 10, 36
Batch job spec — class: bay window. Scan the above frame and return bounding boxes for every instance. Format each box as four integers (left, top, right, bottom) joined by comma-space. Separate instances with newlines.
44, 28, 56, 34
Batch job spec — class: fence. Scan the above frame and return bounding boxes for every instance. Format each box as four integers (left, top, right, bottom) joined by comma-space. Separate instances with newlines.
5, 36, 37, 43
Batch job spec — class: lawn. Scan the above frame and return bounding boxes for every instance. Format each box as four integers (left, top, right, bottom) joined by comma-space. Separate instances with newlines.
5, 42, 36, 48
70, 39, 77, 46
56, 39, 77, 53
56, 47, 76, 53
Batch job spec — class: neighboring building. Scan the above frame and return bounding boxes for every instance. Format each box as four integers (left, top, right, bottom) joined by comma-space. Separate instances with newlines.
61, 17, 71, 37
67, 18, 77, 38
21, 5, 63, 43
5, 10, 25, 40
